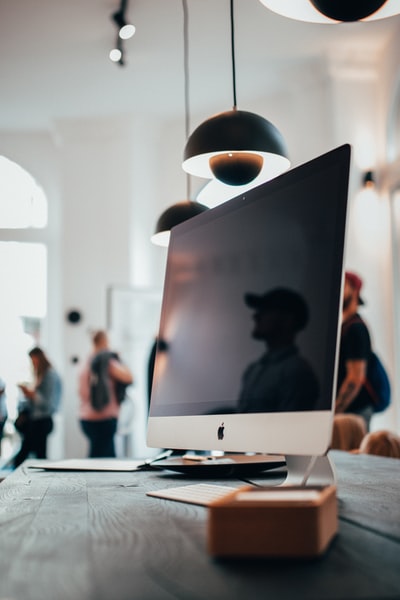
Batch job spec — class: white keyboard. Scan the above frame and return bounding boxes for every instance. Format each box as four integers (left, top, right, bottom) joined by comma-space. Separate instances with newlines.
146, 483, 239, 506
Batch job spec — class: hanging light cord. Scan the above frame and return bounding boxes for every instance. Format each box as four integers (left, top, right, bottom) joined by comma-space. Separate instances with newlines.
182, 0, 191, 199
230, 0, 237, 110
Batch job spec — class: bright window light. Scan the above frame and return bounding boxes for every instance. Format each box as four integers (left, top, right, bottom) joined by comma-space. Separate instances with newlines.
0, 242, 47, 421
0, 156, 47, 228
0, 241, 47, 318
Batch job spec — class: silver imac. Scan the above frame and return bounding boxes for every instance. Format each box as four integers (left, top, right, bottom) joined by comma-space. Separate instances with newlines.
147, 145, 351, 483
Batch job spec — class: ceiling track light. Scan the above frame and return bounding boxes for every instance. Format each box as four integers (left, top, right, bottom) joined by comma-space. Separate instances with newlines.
109, 0, 135, 66
258, 0, 400, 23
151, 0, 208, 247
183, 0, 289, 186
112, 9, 127, 30
109, 36, 124, 66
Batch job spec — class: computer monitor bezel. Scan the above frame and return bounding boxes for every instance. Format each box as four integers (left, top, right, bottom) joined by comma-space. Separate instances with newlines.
147, 144, 351, 459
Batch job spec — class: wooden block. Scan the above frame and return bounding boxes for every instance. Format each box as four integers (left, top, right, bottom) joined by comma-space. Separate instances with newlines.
207, 484, 338, 558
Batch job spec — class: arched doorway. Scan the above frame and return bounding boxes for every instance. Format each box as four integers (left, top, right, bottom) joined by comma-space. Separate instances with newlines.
0, 156, 48, 460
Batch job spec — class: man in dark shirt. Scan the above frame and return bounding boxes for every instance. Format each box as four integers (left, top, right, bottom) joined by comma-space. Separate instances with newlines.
335, 271, 374, 430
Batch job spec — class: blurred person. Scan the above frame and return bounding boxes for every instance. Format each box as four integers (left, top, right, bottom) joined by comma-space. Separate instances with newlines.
358, 430, 400, 459
335, 271, 376, 430
330, 413, 367, 451
13, 347, 62, 467
78, 330, 133, 458
147, 337, 168, 411
0, 378, 7, 455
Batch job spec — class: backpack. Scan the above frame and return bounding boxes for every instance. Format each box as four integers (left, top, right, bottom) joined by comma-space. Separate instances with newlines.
364, 351, 391, 413
89, 351, 129, 411
110, 351, 130, 405
342, 315, 391, 413
89, 351, 113, 411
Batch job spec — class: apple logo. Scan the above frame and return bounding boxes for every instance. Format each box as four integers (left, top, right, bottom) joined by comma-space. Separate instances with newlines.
217, 422, 225, 440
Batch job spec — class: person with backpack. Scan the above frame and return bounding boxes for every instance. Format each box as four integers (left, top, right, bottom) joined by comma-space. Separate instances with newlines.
78, 330, 133, 458
13, 346, 62, 467
335, 271, 390, 431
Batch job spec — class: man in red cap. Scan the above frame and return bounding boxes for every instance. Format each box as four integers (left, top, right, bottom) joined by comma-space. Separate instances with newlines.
335, 271, 374, 429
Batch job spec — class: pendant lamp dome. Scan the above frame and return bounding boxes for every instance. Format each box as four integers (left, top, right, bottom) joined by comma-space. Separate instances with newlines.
183, 109, 289, 185
183, 0, 290, 186
196, 154, 286, 208
151, 200, 209, 247
258, 0, 400, 23
151, 0, 209, 247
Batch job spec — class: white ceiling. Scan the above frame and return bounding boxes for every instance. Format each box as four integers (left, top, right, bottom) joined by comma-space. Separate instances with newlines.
0, 0, 400, 131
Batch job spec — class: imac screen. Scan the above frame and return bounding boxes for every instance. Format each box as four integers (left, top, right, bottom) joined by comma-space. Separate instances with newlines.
147, 145, 351, 457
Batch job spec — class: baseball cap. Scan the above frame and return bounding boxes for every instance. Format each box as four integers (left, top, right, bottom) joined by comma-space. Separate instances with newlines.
345, 271, 365, 305
244, 287, 309, 331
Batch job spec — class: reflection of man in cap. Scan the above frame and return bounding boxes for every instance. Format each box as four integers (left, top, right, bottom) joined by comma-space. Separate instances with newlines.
336, 271, 374, 429
238, 287, 319, 413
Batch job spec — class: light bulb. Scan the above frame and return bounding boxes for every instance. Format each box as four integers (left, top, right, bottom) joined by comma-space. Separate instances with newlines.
119, 24, 136, 39
109, 48, 122, 62
209, 152, 264, 185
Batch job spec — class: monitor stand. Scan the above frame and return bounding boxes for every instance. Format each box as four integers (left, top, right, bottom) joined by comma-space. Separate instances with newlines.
150, 453, 286, 478
284, 454, 336, 486
150, 453, 336, 486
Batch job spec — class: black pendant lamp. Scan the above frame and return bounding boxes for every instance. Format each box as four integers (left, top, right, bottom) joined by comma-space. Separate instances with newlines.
151, 200, 209, 246
183, 0, 289, 186
258, 0, 400, 22
151, 0, 209, 247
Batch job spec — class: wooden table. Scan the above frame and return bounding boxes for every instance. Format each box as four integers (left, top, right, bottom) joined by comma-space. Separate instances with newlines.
0, 451, 399, 600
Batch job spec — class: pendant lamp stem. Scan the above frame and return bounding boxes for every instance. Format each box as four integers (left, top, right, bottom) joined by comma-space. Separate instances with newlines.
230, 0, 237, 110
183, 0, 191, 199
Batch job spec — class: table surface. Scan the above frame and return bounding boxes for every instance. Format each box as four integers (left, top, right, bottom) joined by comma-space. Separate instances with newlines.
0, 450, 399, 600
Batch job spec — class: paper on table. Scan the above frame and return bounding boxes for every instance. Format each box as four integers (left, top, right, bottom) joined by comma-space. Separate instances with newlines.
28, 450, 175, 472
28, 458, 148, 471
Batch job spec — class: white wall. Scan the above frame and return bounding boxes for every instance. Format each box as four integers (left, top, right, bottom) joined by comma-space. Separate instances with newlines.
376, 28, 400, 433
55, 115, 168, 457
326, 57, 395, 432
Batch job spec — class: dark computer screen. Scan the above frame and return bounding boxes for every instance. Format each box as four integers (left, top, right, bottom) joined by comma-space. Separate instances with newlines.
148, 145, 350, 457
